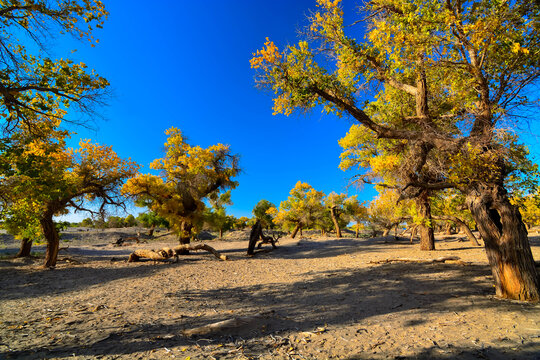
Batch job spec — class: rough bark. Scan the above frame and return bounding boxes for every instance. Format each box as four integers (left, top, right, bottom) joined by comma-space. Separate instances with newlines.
417, 190, 435, 250
329, 206, 342, 238
15, 238, 33, 257
129, 244, 227, 262
177, 221, 192, 255
291, 223, 302, 239
41, 214, 59, 268
466, 184, 540, 301
247, 220, 262, 255
432, 215, 480, 246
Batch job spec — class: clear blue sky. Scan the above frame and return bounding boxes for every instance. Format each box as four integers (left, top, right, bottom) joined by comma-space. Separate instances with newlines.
57, 0, 539, 221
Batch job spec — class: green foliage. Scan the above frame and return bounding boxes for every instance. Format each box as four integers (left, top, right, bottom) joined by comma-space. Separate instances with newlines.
136, 212, 169, 229
252, 199, 276, 229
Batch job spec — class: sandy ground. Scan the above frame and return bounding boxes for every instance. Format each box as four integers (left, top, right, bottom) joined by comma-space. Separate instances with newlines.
1, 227, 540, 359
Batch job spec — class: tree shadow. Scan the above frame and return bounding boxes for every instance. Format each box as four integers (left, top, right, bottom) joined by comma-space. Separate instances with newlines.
4, 260, 537, 359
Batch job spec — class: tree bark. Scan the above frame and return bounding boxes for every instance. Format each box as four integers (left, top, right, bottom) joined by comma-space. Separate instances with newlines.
248, 220, 262, 255
177, 221, 192, 255
417, 190, 435, 250
41, 215, 59, 268
147, 224, 156, 237
466, 184, 540, 301
329, 206, 342, 238
355, 222, 359, 238
15, 238, 33, 257
219, 228, 223, 239
291, 223, 302, 239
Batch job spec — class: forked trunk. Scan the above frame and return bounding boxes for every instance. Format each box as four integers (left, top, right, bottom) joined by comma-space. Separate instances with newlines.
417, 190, 435, 250
466, 184, 540, 302
329, 206, 342, 238
16, 238, 33, 257
41, 215, 59, 268
291, 223, 302, 239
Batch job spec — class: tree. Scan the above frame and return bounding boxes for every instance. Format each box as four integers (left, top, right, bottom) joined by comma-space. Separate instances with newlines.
343, 195, 368, 238
274, 181, 325, 238
205, 190, 233, 239
252, 199, 276, 229
0, 1, 109, 134
233, 216, 250, 230
252, 0, 540, 301
136, 211, 169, 236
124, 214, 137, 227
123, 127, 240, 246
368, 189, 413, 237
81, 217, 94, 227
323, 192, 347, 237
0, 123, 138, 267
0, 197, 42, 257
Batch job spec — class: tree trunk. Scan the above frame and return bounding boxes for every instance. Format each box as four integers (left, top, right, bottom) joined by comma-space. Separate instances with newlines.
355, 222, 359, 238
247, 220, 262, 256
15, 238, 33, 258
291, 223, 302, 239
466, 184, 540, 302
417, 190, 435, 250
177, 221, 192, 255
329, 206, 342, 238
445, 222, 452, 235
41, 215, 59, 268
219, 228, 223, 239
147, 224, 156, 237
382, 228, 391, 237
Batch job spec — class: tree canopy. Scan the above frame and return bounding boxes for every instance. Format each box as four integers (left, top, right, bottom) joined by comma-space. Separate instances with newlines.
123, 127, 240, 243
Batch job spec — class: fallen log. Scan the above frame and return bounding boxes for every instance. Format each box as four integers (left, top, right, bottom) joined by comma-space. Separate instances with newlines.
369, 256, 469, 265
128, 249, 171, 262
182, 312, 270, 337
129, 244, 227, 262
173, 244, 228, 261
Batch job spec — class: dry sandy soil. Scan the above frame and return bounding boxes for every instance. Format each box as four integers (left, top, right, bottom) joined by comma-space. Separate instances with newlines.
1, 227, 540, 359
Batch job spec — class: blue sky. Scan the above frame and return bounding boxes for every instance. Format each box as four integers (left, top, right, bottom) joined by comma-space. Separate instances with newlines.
56, 0, 539, 221
56, 0, 376, 221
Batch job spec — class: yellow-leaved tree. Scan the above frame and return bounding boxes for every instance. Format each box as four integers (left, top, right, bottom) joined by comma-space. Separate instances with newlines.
123, 127, 240, 247
0, 121, 139, 267
273, 181, 325, 238
252, 0, 540, 301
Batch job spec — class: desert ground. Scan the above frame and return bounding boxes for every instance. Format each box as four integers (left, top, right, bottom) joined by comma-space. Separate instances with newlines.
1, 227, 540, 360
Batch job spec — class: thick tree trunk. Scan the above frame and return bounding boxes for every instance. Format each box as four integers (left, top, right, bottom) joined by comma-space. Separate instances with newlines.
355, 223, 359, 238
417, 190, 435, 251
247, 220, 262, 255
15, 238, 33, 258
41, 215, 59, 268
291, 223, 302, 239
466, 184, 540, 301
329, 206, 342, 238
